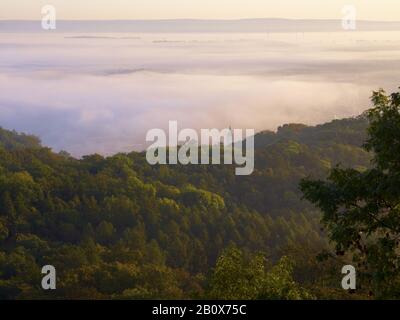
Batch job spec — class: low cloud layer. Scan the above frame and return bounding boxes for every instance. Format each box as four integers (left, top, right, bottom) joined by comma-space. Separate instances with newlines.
1, 31, 400, 156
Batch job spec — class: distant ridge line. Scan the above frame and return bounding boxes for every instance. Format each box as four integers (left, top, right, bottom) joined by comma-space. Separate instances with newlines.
2, 19, 400, 33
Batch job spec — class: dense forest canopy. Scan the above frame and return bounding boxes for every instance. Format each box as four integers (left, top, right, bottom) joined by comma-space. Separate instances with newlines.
301, 89, 400, 299
0, 109, 373, 299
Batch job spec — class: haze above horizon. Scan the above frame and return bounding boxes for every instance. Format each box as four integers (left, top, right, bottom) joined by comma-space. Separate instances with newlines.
1, 0, 400, 21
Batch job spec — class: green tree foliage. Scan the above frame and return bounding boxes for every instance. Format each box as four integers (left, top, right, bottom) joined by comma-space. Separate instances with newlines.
0, 112, 373, 299
301, 88, 400, 298
207, 247, 265, 299
0, 128, 41, 151
259, 256, 313, 300
207, 247, 312, 299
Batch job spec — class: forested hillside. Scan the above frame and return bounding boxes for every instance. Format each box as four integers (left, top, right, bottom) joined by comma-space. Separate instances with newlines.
0, 127, 42, 151
0, 115, 371, 299
301, 89, 400, 299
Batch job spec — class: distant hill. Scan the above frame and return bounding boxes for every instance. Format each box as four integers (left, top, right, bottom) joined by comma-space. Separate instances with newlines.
0, 115, 372, 299
2, 19, 400, 33
0, 127, 41, 150
254, 114, 368, 149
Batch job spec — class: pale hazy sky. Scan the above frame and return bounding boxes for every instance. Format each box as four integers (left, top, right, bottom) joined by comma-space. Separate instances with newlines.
1, 0, 400, 21
1, 31, 400, 155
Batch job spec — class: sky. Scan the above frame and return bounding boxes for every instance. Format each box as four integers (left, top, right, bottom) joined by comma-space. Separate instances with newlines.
1, 0, 400, 21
